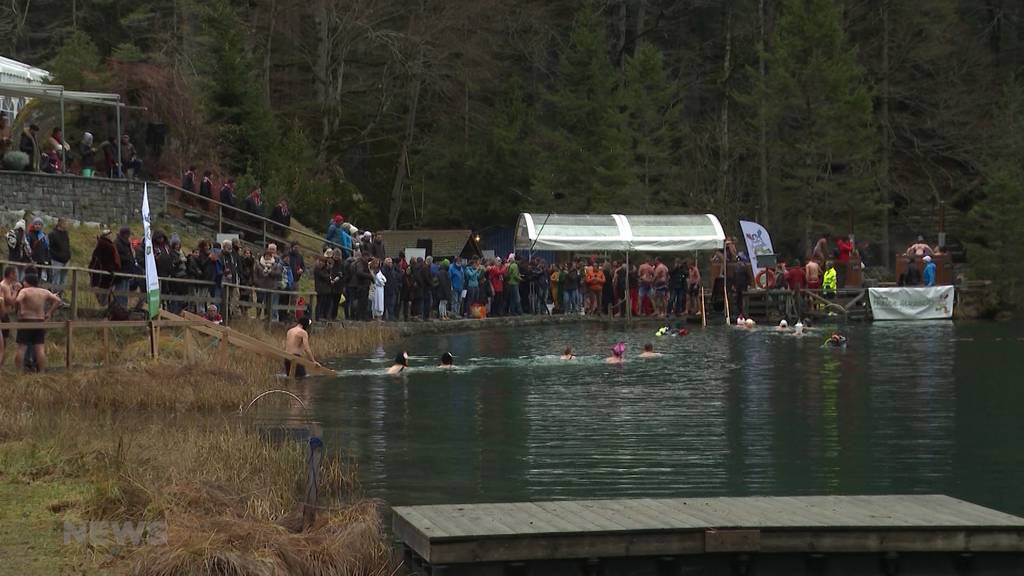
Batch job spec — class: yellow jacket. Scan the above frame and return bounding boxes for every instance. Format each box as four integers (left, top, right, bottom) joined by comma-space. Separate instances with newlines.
822, 267, 837, 292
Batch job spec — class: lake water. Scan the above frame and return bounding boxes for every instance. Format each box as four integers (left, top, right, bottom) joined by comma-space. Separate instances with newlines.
263, 321, 1024, 515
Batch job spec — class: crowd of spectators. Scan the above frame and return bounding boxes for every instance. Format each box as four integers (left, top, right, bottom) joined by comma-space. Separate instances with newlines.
0, 115, 142, 178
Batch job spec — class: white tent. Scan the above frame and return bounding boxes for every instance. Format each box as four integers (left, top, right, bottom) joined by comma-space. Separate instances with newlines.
515, 213, 729, 323
0, 57, 49, 118
515, 213, 725, 252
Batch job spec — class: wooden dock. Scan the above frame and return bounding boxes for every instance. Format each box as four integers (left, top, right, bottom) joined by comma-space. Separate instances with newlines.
393, 495, 1024, 575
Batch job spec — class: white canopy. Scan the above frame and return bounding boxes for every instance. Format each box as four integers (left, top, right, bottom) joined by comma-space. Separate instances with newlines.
516, 213, 726, 252
0, 82, 127, 108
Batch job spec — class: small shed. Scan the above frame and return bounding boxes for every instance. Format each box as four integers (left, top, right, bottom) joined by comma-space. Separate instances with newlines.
380, 229, 481, 260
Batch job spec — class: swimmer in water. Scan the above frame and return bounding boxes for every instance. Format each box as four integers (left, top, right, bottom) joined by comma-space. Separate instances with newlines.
639, 343, 662, 358
744, 318, 756, 329
824, 333, 848, 348
560, 346, 576, 360
387, 351, 410, 374
438, 352, 455, 368
793, 321, 805, 336
605, 342, 626, 364
777, 319, 789, 331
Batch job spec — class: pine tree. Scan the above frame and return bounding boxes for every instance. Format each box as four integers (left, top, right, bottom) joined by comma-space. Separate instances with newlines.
533, 5, 631, 213
757, 0, 878, 252
622, 42, 682, 212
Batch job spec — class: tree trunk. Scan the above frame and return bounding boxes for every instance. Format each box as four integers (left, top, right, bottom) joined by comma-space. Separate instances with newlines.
388, 52, 423, 230
634, 0, 647, 55
264, 0, 276, 105
618, 0, 628, 72
880, 0, 891, 270
717, 5, 733, 218
758, 0, 768, 226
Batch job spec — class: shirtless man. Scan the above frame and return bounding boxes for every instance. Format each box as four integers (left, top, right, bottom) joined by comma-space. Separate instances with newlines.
639, 343, 662, 358
638, 259, 655, 316
14, 272, 62, 372
0, 266, 21, 366
653, 258, 670, 317
283, 317, 321, 378
387, 351, 409, 374
605, 342, 626, 364
805, 259, 822, 290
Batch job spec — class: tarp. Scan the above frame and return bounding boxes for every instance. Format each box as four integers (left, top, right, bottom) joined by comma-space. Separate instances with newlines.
515, 213, 725, 252
869, 286, 955, 321
0, 81, 137, 109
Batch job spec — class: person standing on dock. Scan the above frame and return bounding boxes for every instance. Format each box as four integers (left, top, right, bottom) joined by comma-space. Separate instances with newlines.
822, 261, 838, 298
922, 255, 937, 287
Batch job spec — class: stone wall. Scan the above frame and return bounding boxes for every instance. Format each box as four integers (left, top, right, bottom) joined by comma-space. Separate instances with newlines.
0, 171, 168, 226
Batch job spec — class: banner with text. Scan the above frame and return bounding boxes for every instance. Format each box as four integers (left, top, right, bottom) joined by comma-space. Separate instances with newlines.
739, 220, 775, 278
869, 286, 954, 321
142, 183, 161, 319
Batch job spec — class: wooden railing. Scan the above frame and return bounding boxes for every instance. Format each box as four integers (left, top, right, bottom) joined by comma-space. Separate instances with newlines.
0, 259, 320, 326
159, 180, 348, 260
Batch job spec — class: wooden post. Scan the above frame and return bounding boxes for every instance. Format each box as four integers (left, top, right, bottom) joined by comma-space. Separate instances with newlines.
149, 321, 158, 359
70, 269, 79, 320
262, 220, 268, 247
65, 320, 73, 369
302, 437, 324, 529
103, 326, 111, 365
701, 287, 707, 328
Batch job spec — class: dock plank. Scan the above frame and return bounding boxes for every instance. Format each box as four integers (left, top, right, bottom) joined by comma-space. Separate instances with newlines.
393, 495, 1024, 565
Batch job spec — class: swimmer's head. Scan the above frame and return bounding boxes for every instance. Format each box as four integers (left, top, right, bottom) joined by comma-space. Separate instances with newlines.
736, 316, 745, 326
440, 352, 454, 366
779, 319, 788, 329
563, 346, 573, 356
745, 318, 755, 328
611, 342, 626, 358
794, 322, 804, 334
297, 316, 312, 330
678, 328, 689, 336
394, 351, 409, 366
643, 343, 654, 352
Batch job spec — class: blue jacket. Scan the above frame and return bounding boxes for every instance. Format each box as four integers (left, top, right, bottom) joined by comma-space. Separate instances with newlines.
465, 266, 479, 288
923, 262, 936, 286
450, 264, 465, 292
325, 222, 352, 253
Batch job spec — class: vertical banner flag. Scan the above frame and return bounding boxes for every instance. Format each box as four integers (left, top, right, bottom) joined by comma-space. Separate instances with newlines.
739, 220, 775, 278
142, 183, 161, 318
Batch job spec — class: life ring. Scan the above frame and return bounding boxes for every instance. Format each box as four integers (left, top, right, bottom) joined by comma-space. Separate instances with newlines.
754, 268, 776, 290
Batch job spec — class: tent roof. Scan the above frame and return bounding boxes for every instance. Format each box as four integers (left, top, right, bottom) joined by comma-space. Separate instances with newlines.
515, 213, 725, 252
0, 57, 49, 83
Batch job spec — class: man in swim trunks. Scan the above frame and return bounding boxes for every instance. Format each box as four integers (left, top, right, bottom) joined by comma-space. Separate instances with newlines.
653, 257, 670, 318
283, 317, 321, 378
0, 266, 22, 366
638, 259, 655, 317
14, 271, 62, 372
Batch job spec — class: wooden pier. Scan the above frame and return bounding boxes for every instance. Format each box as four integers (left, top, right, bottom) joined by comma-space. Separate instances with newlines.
394, 495, 1024, 575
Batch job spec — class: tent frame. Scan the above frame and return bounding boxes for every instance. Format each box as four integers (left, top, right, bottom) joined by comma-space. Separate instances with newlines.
516, 213, 730, 326
0, 81, 143, 171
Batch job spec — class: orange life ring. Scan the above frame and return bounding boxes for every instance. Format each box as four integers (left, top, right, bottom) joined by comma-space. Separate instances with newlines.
755, 268, 776, 290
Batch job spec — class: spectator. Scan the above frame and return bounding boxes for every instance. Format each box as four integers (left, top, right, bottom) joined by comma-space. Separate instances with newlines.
384, 257, 401, 321
0, 114, 11, 156
6, 219, 31, 272
219, 178, 236, 208
325, 215, 347, 253
906, 236, 934, 259
19, 124, 39, 171
314, 251, 334, 321
200, 170, 214, 210
88, 229, 120, 304
784, 258, 806, 291
270, 198, 291, 236
120, 134, 142, 179
99, 136, 118, 177
329, 250, 345, 319
79, 132, 96, 177
287, 242, 305, 287
923, 255, 937, 287
181, 165, 197, 194
27, 217, 50, 281
371, 233, 385, 260
48, 218, 71, 296
44, 127, 69, 173
220, 239, 241, 316
254, 244, 284, 319
204, 304, 223, 325
812, 233, 831, 263
242, 186, 264, 229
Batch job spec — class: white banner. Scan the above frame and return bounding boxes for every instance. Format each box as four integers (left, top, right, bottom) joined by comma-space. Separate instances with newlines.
869, 286, 954, 321
739, 220, 775, 278
142, 183, 161, 319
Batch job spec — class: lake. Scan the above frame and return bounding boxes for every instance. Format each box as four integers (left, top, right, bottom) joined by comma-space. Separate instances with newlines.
263, 320, 1024, 515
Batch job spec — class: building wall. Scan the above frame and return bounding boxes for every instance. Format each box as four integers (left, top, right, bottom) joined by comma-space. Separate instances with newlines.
0, 171, 167, 225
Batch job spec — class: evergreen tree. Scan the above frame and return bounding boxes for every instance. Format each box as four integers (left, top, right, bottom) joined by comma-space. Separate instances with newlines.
49, 30, 102, 90
622, 42, 682, 212
197, 0, 278, 178
757, 0, 878, 251
966, 80, 1024, 307
533, 5, 631, 213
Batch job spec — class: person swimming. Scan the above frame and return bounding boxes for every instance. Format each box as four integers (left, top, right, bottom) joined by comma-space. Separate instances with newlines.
793, 321, 805, 336
387, 351, 410, 374
639, 343, 662, 358
824, 333, 848, 348
744, 318, 756, 329
605, 342, 626, 364
777, 319, 789, 331
438, 352, 455, 368
560, 346, 576, 360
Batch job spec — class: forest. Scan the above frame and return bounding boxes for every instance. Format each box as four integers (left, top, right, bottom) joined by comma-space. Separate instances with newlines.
2, 0, 1023, 302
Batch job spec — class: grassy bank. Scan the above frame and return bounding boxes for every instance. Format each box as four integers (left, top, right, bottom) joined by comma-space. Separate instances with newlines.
0, 321, 401, 576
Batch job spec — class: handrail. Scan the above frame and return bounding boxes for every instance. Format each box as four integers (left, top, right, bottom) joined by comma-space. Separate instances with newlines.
159, 179, 348, 252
